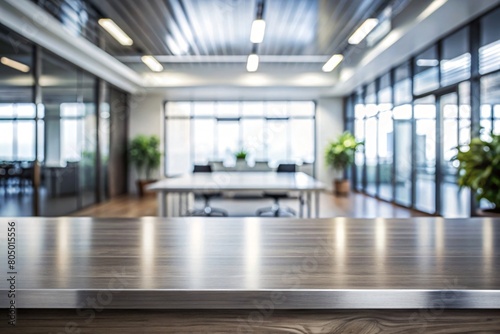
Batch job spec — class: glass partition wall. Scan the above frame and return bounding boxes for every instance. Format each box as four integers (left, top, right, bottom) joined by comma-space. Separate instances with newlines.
0, 24, 128, 217
0, 26, 36, 216
346, 6, 500, 217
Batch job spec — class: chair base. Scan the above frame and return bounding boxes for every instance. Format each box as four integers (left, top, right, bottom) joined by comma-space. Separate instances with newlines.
256, 204, 295, 217
189, 206, 228, 217
189, 193, 228, 217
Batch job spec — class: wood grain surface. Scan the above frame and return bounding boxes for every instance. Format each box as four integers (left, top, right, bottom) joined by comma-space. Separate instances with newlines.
0, 217, 498, 309
1, 309, 500, 333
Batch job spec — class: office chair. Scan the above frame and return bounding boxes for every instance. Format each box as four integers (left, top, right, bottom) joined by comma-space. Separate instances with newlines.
189, 165, 228, 217
256, 163, 297, 217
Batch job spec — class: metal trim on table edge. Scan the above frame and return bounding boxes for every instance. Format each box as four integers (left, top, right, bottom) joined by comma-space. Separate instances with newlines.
1, 289, 499, 309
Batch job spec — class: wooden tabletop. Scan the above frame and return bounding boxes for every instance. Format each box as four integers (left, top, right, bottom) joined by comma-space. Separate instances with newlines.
147, 172, 325, 192
1, 217, 499, 309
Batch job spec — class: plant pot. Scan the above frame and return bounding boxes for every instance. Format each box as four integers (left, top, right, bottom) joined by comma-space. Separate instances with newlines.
136, 179, 157, 198
235, 159, 247, 169
333, 179, 350, 196
476, 208, 500, 217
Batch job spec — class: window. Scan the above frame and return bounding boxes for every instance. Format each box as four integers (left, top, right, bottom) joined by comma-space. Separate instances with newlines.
414, 96, 436, 214
164, 101, 316, 175
441, 27, 471, 86
0, 120, 14, 160
377, 73, 393, 200
354, 92, 365, 191
414, 45, 439, 95
394, 62, 412, 106
346, 5, 500, 217
0, 104, 37, 161
481, 72, 500, 138
480, 7, 500, 74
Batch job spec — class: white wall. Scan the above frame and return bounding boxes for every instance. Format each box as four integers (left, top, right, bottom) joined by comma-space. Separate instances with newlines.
315, 97, 344, 191
128, 92, 344, 194
128, 93, 165, 194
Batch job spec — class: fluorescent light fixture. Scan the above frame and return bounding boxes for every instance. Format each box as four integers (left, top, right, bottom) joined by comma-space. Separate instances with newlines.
141, 55, 164, 72
250, 19, 266, 43
0, 57, 30, 73
247, 54, 259, 72
322, 54, 344, 72
98, 18, 133, 46
348, 18, 379, 45
416, 59, 439, 67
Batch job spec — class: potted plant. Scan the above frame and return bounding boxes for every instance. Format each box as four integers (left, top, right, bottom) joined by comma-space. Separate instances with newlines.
454, 134, 500, 216
324, 131, 362, 196
234, 148, 248, 168
130, 135, 161, 197
235, 148, 248, 161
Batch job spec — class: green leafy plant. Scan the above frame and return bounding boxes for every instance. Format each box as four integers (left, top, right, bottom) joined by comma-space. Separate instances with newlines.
235, 148, 248, 160
324, 131, 363, 179
130, 135, 161, 180
454, 134, 500, 212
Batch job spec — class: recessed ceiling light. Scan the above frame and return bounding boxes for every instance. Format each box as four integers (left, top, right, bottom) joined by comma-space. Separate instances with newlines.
250, 19, 266, 43
141, 55, 164, 72
98, 18, 133, 46
247, 54, 259, 72
348, 18, 379, 45
0, 57, 30, 73
322, 54, 344, 72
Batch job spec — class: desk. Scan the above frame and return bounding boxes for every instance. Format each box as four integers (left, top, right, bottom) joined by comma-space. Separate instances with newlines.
148, 172, 325, 217
1, 217, 499, 333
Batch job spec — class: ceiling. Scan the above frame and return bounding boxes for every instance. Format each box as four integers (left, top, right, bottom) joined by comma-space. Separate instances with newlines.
11, 0, 488, 99
89, 0, 393, 73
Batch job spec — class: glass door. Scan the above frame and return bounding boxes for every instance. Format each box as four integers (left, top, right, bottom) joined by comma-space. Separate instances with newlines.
439, 91, 470, 217
394, 119, 412, 206
414, 96, 436, 213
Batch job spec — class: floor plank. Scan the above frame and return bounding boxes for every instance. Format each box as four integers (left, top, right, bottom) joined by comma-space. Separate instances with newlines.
72, 191, 428, 218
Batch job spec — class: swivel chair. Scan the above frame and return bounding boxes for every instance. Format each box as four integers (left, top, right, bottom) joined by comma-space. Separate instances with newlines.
256, 163, 297, 217
189, 165, 228, 217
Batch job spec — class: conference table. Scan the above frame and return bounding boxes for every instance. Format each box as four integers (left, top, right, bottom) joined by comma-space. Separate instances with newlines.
148, 172, 325, 218
1, 217, 499, 333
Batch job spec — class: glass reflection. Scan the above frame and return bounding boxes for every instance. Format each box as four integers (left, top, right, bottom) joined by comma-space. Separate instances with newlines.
141, 218, 156, 288
56, 219, 70, 285
375, 218, 386, 286
244, 220, 261, 289
334, 218, 347, 285
482, 219, 494, 284
188, 219, 204, 288
434, 219, 445, 260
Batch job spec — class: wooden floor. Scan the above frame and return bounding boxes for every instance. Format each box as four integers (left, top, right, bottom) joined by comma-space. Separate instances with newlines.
73, 191, 428, 218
